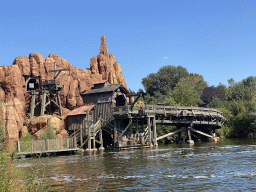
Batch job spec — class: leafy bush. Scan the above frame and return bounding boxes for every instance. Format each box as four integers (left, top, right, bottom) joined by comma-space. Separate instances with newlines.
39, 123, 56, 140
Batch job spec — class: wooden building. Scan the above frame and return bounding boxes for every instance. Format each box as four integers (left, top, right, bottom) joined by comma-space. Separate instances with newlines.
67, 80, 129, 131
66, 105, 95, 131
81, 80, 129, 122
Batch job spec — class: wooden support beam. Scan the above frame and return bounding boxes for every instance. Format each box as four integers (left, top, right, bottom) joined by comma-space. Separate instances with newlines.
119, 120, 132, 138
30, 91, 36, 118
114, 120, 117, 146
57, 91, 62, 116
147, 117, 152, 146
190, 128, 214, 138
80, 125, 83, 147
153, 116, 157, 146
99, 128, 104, 150
40, 91, 47, 116
156, 127, 185, 141
129, 118, 132, 137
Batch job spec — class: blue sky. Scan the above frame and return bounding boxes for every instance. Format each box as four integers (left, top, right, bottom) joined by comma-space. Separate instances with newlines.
0, 0, 255, 92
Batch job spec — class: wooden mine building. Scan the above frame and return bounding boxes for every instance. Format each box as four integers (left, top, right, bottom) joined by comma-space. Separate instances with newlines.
67, 79, 226, 151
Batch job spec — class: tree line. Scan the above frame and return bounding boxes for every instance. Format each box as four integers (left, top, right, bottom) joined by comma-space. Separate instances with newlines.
132, 65, 256, 139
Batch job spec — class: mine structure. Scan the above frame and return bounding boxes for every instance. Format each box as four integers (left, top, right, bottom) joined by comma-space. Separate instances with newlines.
67, 80, 226, 150
26, 62, 68, 118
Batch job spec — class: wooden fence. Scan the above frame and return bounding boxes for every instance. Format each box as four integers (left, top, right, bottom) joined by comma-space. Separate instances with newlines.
16, 137, 77, 153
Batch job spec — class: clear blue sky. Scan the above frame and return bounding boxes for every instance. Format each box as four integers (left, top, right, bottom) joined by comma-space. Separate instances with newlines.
0, 0, 255, 92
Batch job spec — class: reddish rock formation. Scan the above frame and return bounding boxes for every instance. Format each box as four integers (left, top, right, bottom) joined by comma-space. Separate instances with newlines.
0, 36, 127, 150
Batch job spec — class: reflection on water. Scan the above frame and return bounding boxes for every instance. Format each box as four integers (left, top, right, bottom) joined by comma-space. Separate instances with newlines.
16, 139, 256, 191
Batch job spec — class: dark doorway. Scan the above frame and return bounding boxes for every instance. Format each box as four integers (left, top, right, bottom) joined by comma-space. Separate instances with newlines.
115, 95, 126, 106
26, 78, 39, 91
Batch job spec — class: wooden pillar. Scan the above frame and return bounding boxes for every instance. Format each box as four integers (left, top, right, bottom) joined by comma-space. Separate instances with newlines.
147, 117, 152, 146
99, 128, 104, 150
92, 124, 96, 150
80, 125, 83, 147
153, 116, 157, 146
114, 119, 117, 147
17, 140, 20, 153
40, 91, 47, 116
187, 127, 194, 145
87, 125, 91, 150
129, 118, 132, 138
57, 91, 62, 116
30, 91, 36, 118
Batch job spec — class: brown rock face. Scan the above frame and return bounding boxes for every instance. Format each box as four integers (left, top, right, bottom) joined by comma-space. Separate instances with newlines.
0, 36, 127, 149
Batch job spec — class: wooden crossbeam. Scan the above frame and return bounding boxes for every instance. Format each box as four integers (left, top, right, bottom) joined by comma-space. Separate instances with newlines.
156, 127, 185, 141
119, 120, 132, 137
190, 128, 214, 138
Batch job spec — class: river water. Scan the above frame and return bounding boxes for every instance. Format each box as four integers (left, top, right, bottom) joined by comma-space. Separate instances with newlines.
16, 139, 256, 191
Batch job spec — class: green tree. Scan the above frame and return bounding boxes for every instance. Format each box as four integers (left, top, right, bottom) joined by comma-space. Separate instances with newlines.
142, 65, 189, 95
181, 74, 208, 95
207, 96, 224, 109
166, 82, 200, 107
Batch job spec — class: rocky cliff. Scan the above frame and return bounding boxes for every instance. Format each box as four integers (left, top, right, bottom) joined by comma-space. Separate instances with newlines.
0, 36, 127, 150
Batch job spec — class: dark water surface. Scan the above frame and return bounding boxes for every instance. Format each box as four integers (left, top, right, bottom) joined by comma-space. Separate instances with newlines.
16, 139, 256, 191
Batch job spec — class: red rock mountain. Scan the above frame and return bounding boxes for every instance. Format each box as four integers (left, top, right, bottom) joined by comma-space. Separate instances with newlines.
0, 36, 127, 149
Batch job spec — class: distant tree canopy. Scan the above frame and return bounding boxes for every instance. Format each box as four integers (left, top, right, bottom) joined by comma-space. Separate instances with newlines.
142, 65, 189, 95
139, 64, 256, 139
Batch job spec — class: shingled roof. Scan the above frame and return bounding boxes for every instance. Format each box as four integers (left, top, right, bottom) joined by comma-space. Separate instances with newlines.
67, 105, 95, 116
81, 84, 128, 95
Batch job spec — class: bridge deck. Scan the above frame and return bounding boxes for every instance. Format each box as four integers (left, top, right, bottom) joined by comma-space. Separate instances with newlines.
112, 105, 226, 129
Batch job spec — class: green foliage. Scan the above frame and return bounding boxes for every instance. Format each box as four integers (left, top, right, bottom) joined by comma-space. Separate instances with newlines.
39, 123, 56, 140
207, 96, 224, 109
0, 151, 53, 191
180, 74, 208, 95
168, 81, 200, 107
142, 65, 189, 95
20, 132, 33, 142
140, 64, 256, 139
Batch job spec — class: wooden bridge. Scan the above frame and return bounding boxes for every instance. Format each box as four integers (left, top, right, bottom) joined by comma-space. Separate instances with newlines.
70, 104, 226, 150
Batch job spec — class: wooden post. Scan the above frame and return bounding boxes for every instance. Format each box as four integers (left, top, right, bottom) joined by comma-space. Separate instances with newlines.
147, 117, 152, 146
153, 116, 157, 146
87, 125, 91, 150
92, 124, 96, 150
57, 91, 62, 116
187, 127, 194, 145
74, 136, 77, 148
114, 119, 117, 146
80, 125, 83, 147
40, 91, 47, 116
129, 118, 132, 138
30, 91, 36, 118
67, 138, 69, 148
17, 140, 20, 153
99, 128, 104, 150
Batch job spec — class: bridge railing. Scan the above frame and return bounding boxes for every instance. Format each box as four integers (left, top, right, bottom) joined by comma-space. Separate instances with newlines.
112, 105, 223, 118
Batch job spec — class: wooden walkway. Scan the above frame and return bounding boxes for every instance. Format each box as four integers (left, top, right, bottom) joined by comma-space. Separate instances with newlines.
16, 137, 79, 157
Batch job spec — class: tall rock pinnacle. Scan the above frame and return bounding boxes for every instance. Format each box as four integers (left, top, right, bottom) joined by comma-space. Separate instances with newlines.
99, 36, 109, 57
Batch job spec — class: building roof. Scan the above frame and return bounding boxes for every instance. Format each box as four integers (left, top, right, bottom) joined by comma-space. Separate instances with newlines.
67, 105, 95, 116
93, 80, 108, 84
81, 84, 128, 95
